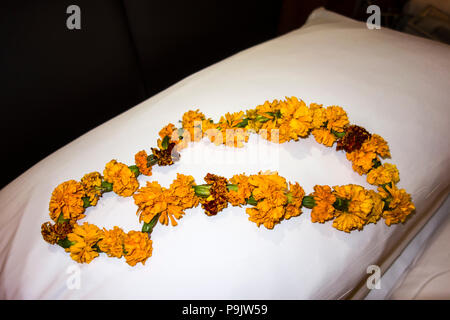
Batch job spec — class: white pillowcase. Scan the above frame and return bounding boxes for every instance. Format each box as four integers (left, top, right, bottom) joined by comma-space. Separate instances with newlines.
0, 8, 449, 299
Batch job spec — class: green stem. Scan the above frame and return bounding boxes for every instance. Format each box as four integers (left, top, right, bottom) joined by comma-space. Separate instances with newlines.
57, 238, 75, 249
128, 165, 140, 177
301, 196, 316, 209
142, 214, 160, 234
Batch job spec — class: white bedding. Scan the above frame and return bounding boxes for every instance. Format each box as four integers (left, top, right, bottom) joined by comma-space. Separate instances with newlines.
0, 8, 449, 299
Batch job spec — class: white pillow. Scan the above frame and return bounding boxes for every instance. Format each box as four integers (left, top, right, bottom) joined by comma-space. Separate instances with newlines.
0, 8, 449, 299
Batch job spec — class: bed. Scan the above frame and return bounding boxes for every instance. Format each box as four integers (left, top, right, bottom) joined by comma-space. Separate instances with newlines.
0, 8, 449, 299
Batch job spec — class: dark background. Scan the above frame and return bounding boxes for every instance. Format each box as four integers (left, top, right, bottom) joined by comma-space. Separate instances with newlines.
0, 0, 407, 188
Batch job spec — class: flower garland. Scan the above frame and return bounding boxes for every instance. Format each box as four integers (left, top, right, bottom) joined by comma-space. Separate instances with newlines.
41, 97, 415, 266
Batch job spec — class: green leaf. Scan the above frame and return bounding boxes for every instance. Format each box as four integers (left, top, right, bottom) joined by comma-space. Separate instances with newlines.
82, 196, 91, 208
235, 118, 248, 128
246, 195, 258, 206
331, 129, 346, 138
57, 213, 69, 224
256, 115, 269, 123
128, 165, 140, 177
332, 197, 350, 212
161, 135, 170, 150
57, 238, 75, 249
372, 158, 382, 169
226, 184, 238, 192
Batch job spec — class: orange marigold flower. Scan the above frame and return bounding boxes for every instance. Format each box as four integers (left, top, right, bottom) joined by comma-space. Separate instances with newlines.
98, 226, 126, 258
66, 222, 103, 264
123, 231, 153, 266
215, 111, 249, 148
103, 160, 139, 197
312, 128, 337, 147
367, 163, 400, 186
346, 147, 378, 175
49, 180, 86, 222
134, 175, 196, 227
366, 190, 384, 224
279, 97, 313, 141
228, 174, 253, 206
135, 150, 152, 176
363, 134, 391, 158
81, 172, 103, 206
378, 184, 415, 226
169, 173, 199, 211
159, 123, 176, 140
325, 106, 349, 133
311, 185, 336, 223
332, 184, 374, 232
182, 109, 205, 142
285, 182, 305, 220
310, 103, 326, 129
245, 172, 288, 229
333, 213, 366, 233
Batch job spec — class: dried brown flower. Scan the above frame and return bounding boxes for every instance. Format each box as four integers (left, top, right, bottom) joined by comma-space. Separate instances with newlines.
41, 221, 73, 245
199, 173, 229, 216
151, 142, 180, 166
336, 125, 371, 153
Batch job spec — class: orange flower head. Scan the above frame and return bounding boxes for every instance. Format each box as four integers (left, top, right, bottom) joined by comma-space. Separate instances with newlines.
49, 180, 86, 222
66, 222, 103, 264
103, 160, 139, 197
123, 231, 153, 266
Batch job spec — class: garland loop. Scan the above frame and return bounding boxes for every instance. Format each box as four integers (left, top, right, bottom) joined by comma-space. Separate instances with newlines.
41, 97, 415, 266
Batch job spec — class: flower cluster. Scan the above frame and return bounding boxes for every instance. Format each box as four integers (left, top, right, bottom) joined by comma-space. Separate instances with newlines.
306, 183, 414, 232
65, 223, 152, 265
133, 173, 198, 226
41, 96, 415, 268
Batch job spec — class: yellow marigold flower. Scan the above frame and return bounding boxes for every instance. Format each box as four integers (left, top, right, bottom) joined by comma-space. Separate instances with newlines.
279, 97, 312, 140
245, 109, 263, 132
80, 172, 102, 206
366, 190, 384, 224
103, 160, 139, 197
285, 182, 305, 220
364, 134, 391, 158
123, 231, 153, 266
332, 184, 374, 232
134, 181, 168, 224
66, 222, 103, 264
182, 109, 205, 142
333, 213, 366, 233
311, 185, 336, 223
98, 226, 125, 258
216, 111, 249, 147
134, 176, 196, 227
159, 123, 176, 140
310, 103, 326, 129
228, 174, 253, 206
367, 163, 399, 186
312, 128, 337, 147
135, 150, 152, 176
346, 146, 377, 175
378, 184, 415, 226
49, 180, 86, 222
169, 173, 199, 210
325, 106, 349, 133
246, 172, 288, 229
